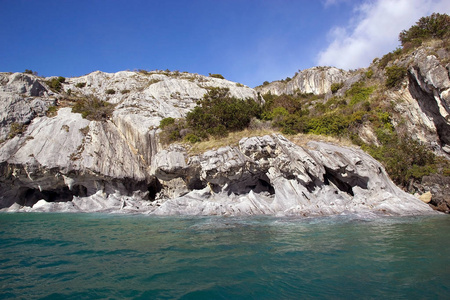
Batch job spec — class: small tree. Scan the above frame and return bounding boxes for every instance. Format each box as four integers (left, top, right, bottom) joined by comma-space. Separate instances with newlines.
399, 13, 450, 47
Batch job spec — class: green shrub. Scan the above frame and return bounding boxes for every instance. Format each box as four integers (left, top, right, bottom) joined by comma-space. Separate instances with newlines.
159, 119, 186, 144
72, 95, 115, 121
46, 76, 66, 92
159, 117, 175, 129
399, 13, 450, 47
46, 105, 58, 117
76, 82, 86, 88
159, 88, 261, 143
330, 82, 344, 94
262, 81, 270, 86
378, 48, 402, 69
345, 82, 375, 106
208, 73, 225, 79
184, 133, 201, 143
325, 97, 347, 110
365, 135, 436, 186
365, 69, 374, 79
305, 114, 350, 136
105, 89, 116, 95
262, 94, 302, 116
187, 88, 260, 136
275, 114, 305, 135
385, 65, 407, 89
121, 89, 130, 94
24, 69, 38, 76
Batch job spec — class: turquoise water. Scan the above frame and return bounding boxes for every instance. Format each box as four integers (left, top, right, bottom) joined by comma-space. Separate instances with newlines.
0, 213, 449, 299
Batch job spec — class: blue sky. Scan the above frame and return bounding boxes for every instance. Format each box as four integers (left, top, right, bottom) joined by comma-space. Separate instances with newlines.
1, 0, 449, 87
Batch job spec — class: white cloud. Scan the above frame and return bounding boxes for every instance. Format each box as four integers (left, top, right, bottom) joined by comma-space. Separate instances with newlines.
317, 0, 450, 69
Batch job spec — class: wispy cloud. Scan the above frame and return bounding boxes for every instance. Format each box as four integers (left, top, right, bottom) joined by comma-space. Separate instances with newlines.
322, 0, 350, 8
317, 0, 450, 69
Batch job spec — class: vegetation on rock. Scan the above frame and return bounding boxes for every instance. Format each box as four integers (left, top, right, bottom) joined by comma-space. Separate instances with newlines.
208, 73, 225, 79
385, 65, 407, 89
24, 69, 38, 76
399, 13, 450, 48
8, 122, 27, 139
72, 95, 115, 121
46, 76, 66, 92
159, 87, 260, 143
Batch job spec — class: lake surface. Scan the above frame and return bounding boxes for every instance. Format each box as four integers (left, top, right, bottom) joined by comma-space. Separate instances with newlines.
0, 213, 449, 299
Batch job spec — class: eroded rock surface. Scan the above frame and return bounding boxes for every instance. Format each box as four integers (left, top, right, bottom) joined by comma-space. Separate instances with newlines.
3, 134, 434, 216
255, 67, 349, 96
148, 135, 434, 216
0, 70, 442, 216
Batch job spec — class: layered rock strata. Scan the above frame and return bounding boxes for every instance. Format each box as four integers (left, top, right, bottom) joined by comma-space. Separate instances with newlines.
3, 134, 436, 216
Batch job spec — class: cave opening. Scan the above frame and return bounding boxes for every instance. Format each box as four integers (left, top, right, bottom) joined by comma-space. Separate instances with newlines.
17, 184, 89, 207
323, 167, 369, 197
226, 174, 275, 196
187, 176, 207, 191
147, 177, 162, 200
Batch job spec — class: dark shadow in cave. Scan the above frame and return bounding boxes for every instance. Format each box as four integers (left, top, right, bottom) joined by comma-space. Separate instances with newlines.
323, 167, 369, 197
16, 184, 89, 207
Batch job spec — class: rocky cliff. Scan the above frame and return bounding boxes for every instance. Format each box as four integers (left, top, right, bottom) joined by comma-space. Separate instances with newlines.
0, 71, 257, 209
255, 67, 349, 96
0, 66, 443, 215
256, 44, 450, 158
3, 134, 435, 216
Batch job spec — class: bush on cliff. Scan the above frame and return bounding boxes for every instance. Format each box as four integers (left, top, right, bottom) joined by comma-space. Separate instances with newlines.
363, 133, 437, 186
385, 65, 408, 89
330, 82, 344, 93
399, 13, 450, 47
208, 73, 225, 79
46, 76, 66, 92
187, 87, 261, 137
159, 88, 261, 143
72, 95, 115, 121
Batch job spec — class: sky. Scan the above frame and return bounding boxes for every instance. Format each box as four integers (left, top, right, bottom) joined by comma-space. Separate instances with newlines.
1, 0, 449, 87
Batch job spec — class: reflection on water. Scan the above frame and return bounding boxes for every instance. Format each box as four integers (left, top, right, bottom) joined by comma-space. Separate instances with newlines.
0, 213, 449, 299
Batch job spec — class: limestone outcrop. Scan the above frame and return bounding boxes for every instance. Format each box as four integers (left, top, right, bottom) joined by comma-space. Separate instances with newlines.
147, 135, 434, 216
0, 69, 442, 216
255, 67, 349, 96
2, 133, 436, 216
0, 70, 257, 209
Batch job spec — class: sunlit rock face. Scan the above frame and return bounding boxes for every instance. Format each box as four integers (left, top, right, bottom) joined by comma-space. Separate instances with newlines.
148, 134, 435, 216
255, 67, 349, 96
0, 70, 258, 210
0, 69, 441, 216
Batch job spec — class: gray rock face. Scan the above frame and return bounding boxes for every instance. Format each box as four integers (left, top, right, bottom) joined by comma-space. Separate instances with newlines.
0, 70, 439, 216
255, 67, 349, 96
0, 71, 258, 210
405, 49, 450, 151
3, 134, 434, 216
0, 73, 54, 140
148, 134, 434, 216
